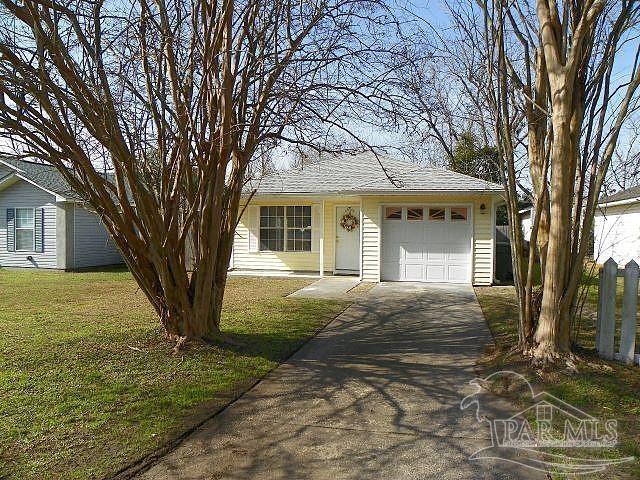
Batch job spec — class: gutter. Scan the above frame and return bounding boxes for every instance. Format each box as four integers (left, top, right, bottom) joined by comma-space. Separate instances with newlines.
241, 189, 504, 198
598, 197, 640, 209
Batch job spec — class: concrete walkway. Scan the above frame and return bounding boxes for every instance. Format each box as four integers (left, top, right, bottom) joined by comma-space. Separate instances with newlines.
138, 283, 543, 480
287, 276, 361, 299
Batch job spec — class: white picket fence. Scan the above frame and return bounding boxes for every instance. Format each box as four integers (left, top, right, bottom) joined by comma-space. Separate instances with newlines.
596, 258, 640, 366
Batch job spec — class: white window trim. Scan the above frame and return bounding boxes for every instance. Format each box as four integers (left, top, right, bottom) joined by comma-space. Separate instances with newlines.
259, 205, 312, 253
14, 207, 36, 252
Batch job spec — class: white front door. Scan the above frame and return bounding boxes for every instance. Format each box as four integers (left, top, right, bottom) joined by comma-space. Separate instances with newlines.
335, 206, 360, 273
381, 205, 472, 283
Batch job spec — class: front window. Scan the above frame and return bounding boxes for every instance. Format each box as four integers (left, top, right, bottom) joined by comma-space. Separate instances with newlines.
259, 206, 311, 252
15, 208, 34, 251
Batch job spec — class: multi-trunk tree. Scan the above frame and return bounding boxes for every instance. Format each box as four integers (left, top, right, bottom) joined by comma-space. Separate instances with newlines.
479, 0, 640, 360
395, 0, 640, 360
0, 0, 401, 348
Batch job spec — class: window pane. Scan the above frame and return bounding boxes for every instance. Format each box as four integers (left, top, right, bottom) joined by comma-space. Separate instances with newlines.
16, 229, 34, 251
16, 208, 34, 228
259, 206, 285, 251
385, 207, 402, 220
451, 207, 468, 221
302, 206, 311, 227
428, 208, 445, 221
407, 207, 423, 221
284, 205, 312, 251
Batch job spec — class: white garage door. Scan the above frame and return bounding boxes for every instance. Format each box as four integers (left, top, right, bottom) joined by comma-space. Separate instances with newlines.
381, 206, 472, 283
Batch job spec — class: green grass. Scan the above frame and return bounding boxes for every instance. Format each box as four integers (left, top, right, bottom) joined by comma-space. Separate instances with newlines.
0, 268, 347, 479
475, 275, 640, 479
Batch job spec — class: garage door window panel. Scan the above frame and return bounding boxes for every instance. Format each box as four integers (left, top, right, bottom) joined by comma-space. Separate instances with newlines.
385, 207, 402, 220
428, 208, 445, 221
451, 207, 468, 222
407, 207, 423, 221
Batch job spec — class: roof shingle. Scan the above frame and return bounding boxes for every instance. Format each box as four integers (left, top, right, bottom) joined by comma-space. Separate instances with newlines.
600, 185, 640, 204
0, 156, 80, 199
248, 153, 503, 195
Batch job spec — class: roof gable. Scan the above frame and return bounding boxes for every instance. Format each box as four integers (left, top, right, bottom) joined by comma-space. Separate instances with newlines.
248, 153, 503, 195
0, 157, 80, 200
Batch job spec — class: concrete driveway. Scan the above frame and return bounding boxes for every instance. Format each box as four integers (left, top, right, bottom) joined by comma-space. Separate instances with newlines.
137, 283, 543, 479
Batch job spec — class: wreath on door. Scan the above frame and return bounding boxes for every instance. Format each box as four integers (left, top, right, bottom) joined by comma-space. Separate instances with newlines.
339, 207, 359, 232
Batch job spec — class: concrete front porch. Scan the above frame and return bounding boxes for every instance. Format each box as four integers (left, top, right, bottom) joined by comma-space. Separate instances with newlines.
287, 276, 361, 299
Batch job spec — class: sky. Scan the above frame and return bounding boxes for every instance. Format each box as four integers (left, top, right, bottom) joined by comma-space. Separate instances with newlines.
1, 0, 638, 175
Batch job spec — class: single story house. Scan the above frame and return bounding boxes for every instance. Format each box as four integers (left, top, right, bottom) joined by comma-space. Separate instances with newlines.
594, 186, 640, 266
0, 157, 123, 269
233, 154, 503, 285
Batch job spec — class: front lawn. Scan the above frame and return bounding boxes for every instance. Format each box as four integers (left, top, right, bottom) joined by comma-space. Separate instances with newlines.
475, 280, 640, 479
0, 269, 347, 479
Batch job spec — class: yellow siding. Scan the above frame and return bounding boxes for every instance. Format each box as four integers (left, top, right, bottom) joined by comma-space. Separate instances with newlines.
233, 194, 499, 284
472, 198, 494, 285
233, 196, 358, 273
361, 198, 381, 282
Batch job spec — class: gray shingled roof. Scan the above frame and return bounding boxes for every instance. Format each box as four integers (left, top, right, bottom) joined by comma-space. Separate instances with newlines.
600, 185, 640, 204
247, 153, 503, 195
0, 157, 82, 199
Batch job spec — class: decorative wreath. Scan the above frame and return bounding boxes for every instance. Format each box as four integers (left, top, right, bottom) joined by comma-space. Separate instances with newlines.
339, 207, 359, 232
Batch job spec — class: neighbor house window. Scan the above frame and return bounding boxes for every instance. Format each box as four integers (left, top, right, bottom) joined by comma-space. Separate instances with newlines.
407, 207, 423, 221
259, 206, 311, 252
428, 208, 445, 221
450, 207, 468, 221
15, 208, 34, 251
385, 207, 402, 220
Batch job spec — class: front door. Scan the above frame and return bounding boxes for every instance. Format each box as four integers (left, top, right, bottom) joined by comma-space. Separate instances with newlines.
335, 206, 360, 274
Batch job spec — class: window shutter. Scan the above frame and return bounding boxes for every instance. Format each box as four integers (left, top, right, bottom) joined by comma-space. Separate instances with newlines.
6, 208, 15, 252
34, 207, 44, 253
311, 204, 321, 252
248, 205, 259, 252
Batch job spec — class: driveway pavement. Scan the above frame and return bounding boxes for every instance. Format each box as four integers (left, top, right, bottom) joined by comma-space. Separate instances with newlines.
137, 283, 544, 479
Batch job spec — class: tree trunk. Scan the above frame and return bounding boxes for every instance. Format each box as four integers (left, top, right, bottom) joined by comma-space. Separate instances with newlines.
534, 101, 574, 357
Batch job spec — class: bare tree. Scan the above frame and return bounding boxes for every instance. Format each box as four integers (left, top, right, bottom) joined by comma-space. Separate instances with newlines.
0, 0, 401, 348
607, 117, 640, 192
478, 0, 640, 360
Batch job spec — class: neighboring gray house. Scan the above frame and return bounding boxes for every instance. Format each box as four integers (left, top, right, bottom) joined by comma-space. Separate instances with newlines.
0, 157, 123, 269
